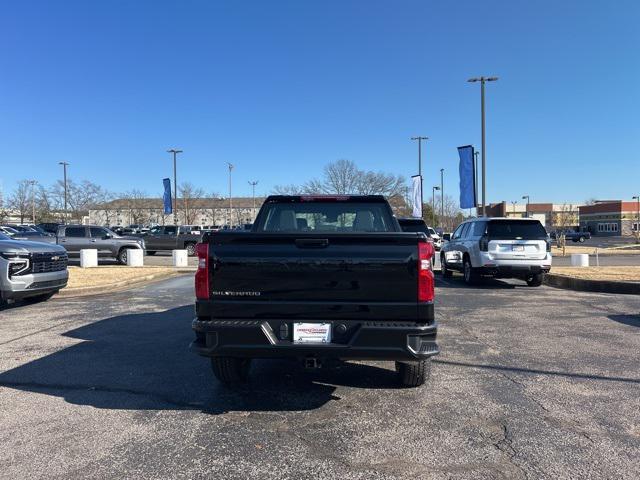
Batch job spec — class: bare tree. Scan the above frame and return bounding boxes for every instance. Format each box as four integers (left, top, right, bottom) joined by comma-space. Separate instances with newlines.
272, 184, 305, 195
296, 159, 407, 197
431, 194, 462, 232
7, 180, 32, 223
179, 182, 206, 225
121, 189, 152, 225
50, 179, 112, 222
553, 203, 578, 231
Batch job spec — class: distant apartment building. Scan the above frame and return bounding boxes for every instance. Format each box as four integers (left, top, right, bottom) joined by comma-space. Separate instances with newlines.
88, 197, 263, 227
578, 200, 640, 236
483, 201, 579, 229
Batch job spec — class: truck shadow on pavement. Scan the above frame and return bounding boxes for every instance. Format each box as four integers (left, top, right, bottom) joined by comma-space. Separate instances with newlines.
0, 305, 402, 414
435, 275, 518, 290
607, 314, 640, 328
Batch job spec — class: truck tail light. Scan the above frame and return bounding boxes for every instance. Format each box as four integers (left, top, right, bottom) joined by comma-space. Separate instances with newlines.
418, 241, 435, 303
195, 243, 209, 300
479, 235, 489, 251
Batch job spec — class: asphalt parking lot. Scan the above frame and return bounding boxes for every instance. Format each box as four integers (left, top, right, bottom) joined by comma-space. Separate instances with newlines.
1, 275, 639, 479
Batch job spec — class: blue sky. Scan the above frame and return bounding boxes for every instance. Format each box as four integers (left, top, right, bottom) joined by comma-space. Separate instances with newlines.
1, 0, 639, 204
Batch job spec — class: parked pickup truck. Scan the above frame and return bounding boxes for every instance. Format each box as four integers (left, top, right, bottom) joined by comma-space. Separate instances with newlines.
1, 233, 68, 305
191, 195, 438, 387
550, 230, 591, 243
141, 225, 202, 256
13, 225, 145, 265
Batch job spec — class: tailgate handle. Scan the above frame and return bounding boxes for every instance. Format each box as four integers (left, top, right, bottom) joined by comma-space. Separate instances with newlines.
295, 238, 329, 248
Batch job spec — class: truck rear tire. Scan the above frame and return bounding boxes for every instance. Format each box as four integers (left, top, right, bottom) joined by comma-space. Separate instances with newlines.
463, 257, 480, 285
396, 359, 431, 387
211, 357, 252, 384
146, 251, 156, 256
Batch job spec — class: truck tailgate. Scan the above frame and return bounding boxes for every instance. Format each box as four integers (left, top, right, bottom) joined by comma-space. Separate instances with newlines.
202, 233, 423, 321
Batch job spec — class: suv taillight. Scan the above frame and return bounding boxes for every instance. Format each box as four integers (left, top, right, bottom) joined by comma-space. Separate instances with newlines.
418, 241, 435, 303
195, 243, 209, 300
479, 235, 489, 251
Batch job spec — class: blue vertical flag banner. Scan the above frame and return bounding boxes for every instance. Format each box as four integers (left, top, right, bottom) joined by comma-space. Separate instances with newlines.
457, 145, 476, 209
411, 175, 422, 218
163, 178, 173, 215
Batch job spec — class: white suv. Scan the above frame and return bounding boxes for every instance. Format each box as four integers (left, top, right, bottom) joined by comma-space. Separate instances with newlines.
440, 218, 552, 286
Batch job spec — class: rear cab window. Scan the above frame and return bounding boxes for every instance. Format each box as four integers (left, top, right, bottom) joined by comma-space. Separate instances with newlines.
487, 220, 547, 239
255, 196, 398, 233
64, 227, 86, 238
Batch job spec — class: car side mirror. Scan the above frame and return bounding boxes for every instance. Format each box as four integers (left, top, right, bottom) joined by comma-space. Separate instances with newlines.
443, 233, 451, 241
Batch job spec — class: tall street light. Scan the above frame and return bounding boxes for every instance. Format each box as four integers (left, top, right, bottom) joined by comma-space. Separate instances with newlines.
511, 201, 517, 216
167, 149, 182, 227
522, 195, 530, 218
633, 196, 640, 240
432, 186, 440, 227
411, 136, 428, 213
58, 162, 69, 223
440, 168, 444, 226
227, 163, 234, 227
248, 180, 258, 221
474, 150, 479, 211
28, 180, 37, 223
468, 76, 498, 216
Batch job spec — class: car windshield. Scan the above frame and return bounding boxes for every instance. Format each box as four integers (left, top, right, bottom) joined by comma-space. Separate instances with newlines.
258, 201, 396, 233
487, 220, 547, 239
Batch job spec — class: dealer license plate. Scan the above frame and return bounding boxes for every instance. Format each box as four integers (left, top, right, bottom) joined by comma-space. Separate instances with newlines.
512, 245, 525, 252
293, 323, 332, 344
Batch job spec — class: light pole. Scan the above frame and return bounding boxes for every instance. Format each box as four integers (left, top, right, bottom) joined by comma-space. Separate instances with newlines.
227, 163, 234, 227
511, 201, 517, 216
468, 76, 498, 217
411, 136, 428, 213
248, 180, 258, 222
633, 196, 640, 239
58, 162, 69, 223
522, 195, 530, 218
432, 186, 440, 227
28, 180, 37, 223
473, 150, 479, 211
167, 149, 182, 227
440, 168, 444, 226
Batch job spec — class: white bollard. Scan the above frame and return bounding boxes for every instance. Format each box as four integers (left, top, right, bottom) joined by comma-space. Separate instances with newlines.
126, 248, 144, 267
80, 249, 98, 268
570, 253, 589, 267
172, 249, 188, 267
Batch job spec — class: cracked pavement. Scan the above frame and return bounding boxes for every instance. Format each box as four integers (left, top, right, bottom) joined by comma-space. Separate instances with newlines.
1, 274, 639, 479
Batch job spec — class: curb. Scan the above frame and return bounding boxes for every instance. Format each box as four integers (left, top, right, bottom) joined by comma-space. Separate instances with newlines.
544, 273, 640, 295
58, 268, 196, 298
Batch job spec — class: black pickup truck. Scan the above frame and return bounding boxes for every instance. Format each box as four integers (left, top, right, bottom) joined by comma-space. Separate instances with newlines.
191, 195, 438, 387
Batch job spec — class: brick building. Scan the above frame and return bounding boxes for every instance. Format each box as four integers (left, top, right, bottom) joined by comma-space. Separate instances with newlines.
578, 200, 640, 236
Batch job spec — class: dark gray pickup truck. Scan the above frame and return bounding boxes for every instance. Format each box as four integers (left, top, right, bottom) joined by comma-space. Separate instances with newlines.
14, 225, 145, 264
191, 195, 438, 387
140, 225, 202, 256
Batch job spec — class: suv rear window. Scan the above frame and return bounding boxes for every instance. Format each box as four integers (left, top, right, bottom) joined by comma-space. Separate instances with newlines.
258, 201, 396, 233
398, 219, 428, 233
487, 220, 547, 239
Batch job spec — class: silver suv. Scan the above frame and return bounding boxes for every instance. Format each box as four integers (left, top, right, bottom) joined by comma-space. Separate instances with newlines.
440, 218, 552, 286
1, 233, 68, 305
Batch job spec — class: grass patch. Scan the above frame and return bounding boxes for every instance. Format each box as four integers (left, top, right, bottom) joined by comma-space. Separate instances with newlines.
67, 266, 183, 290
551, 267, 640, 282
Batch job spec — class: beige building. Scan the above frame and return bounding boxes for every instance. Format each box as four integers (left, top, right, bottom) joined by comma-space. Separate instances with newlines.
88, 197, 264, 227
484, 201, 579, 229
